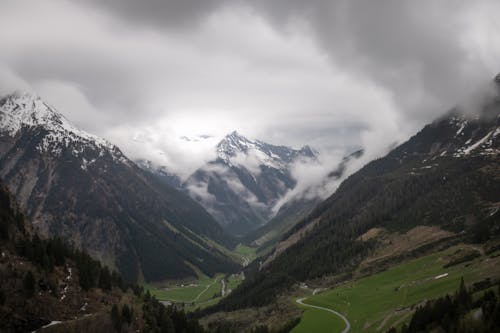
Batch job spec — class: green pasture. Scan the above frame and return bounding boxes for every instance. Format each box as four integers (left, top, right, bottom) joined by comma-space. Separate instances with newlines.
292, 246, 500, 332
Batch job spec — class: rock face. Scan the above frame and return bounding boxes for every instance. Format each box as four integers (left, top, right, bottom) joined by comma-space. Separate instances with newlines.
0, 92, 238, 282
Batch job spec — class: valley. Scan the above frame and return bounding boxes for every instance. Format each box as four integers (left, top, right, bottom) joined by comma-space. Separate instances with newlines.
4, 2, 500, 332
195, 78, 500, 333
146, 244, 255, 311
148, 273, 245, 311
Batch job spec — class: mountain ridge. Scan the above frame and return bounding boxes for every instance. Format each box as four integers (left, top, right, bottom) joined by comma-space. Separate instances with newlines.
0, 92, 239, 283
204, 76, 500, 313
141, 131, 320, 236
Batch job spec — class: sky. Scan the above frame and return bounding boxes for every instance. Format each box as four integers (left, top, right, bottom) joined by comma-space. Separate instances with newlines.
1, 0, 500, 181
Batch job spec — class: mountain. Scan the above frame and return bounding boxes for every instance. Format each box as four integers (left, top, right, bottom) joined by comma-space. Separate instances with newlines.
0, 92, 238, 283
245, 149, 365, 253
186, 131, 318, 235
0, 181, 237, 333
209, 76, 500, 311
0, 179, 124, 332
142, 131, 319, 236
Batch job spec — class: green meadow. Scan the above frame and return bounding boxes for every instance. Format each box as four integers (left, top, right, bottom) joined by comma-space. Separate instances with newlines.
145, 243, 255, 311
147, 272, 245, 311
292, 246, 500, 333
148, 274, 222, 302
234, 243, 258, 263
293, 304, 345, 333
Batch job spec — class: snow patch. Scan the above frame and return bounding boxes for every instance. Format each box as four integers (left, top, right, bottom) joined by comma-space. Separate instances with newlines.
0, 92, 125, 162
462, 130, 495, 155
434, 273, 448, 280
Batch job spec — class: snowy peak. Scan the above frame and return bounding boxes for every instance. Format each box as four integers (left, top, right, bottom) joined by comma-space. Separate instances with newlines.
0, 92, 63, 135
216, 131, 255, 158
0, 91, 122, 160
216, 131, 318, 168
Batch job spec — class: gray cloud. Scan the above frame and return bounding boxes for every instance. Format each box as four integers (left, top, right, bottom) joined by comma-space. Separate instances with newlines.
85, 0, 226, 30
0, 0, 499, 197
249, 0, 500, 117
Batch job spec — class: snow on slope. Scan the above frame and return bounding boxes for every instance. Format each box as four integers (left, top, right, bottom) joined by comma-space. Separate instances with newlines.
216, 131, 317, 170
0, 92, 126, 162
447, 115, 500, 157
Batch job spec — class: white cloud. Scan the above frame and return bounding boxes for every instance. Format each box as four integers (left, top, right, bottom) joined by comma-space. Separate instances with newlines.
1, 0, 499, 205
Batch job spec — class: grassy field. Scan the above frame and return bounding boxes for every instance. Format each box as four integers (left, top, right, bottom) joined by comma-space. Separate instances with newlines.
226, 273, 244, 292
294, 302, 345, 333
292, 245, 500, 333
145, 243, 253, 311
234, 244, 258, 263
148, 274, 223, 302
147, 272, 245, 311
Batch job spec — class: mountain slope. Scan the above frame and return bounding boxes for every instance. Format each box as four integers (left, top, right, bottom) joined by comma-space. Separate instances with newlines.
245, 197, 320, 252
0, 181, 232, 333
209, 78, 500, 311
0, 180, 124, 332
0, 92, 238, 282
143, 131, 318, 236
245, 149, 364, 251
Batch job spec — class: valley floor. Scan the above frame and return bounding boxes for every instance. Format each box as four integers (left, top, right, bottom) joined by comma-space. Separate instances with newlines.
147, 273, 245, 311
146, 244, 253, 311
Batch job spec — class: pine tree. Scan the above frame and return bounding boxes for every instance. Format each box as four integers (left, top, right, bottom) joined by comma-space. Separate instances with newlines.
121, 304, 132, 326
111, 304, 122, 332
457, 276, 472, 311
99, 266, 112, 291
23, 271, 35, 297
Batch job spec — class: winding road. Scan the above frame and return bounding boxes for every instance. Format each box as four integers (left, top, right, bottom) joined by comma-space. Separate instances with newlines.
296, 297, 351, 333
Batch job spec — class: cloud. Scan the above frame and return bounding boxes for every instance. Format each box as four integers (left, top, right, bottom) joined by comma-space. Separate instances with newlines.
34, 80, 111, 133
1, 0, 499, 204
185, 181, 216, 205
246, 0, 500, 116
230, 150, 263, 175
0, 64, 32, 96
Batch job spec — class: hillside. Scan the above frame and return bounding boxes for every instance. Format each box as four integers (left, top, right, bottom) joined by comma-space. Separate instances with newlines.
204, 77, 500, 314
245, 149, 364, 252
0, 92, 238, 283
0, 180, 126, 332
0, 181, 254, 333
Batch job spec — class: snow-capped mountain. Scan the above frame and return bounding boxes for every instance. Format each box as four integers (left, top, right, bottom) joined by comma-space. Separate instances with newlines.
0, 92, 125, 163
0, 92, 238, 282
216, 131, 317, 167
141, 131, 319, 236
394, 76, 500, 161
188, 131, 318, 235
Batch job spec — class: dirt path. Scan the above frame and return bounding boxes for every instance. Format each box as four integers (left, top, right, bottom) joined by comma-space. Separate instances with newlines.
192, 278, 219, 302
296, 297, 351, 333
221, 278, 226, 297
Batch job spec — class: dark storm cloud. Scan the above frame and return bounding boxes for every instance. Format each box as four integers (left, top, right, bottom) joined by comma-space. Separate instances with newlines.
83, 0, 500, 122
86, 0, 226, 29
1, 0, 499, 187
249, 0, 499, 120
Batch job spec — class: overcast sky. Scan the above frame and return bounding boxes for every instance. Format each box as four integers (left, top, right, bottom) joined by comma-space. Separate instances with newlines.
1, 0, 499, 178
